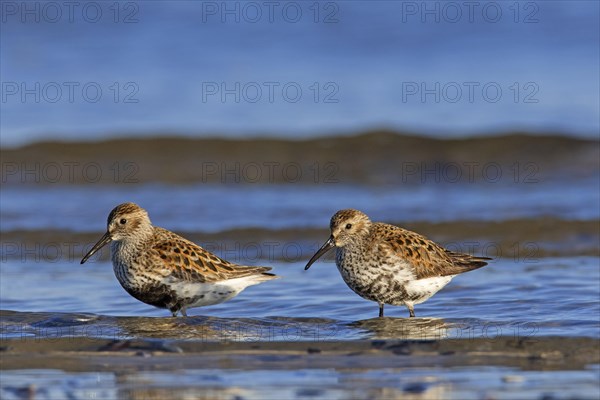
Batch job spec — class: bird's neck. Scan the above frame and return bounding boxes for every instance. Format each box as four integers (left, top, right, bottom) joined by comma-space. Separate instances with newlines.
337, 234, 368, 260
111, 226, 154, 263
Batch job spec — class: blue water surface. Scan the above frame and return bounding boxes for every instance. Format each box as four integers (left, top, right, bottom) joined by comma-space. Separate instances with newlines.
1, 1, 598, 146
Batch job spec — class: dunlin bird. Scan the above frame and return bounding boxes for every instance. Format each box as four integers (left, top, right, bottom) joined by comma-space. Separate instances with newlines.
305, 209, 490, 318
81, 203, 278, 316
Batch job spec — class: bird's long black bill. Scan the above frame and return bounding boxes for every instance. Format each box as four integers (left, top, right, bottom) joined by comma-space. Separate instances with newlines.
81, 231, 112, 264
305, 236, 335, 270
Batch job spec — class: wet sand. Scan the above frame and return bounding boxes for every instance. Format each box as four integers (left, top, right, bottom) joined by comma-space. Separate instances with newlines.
1, 336, 598, 372
3, 335, 598, 399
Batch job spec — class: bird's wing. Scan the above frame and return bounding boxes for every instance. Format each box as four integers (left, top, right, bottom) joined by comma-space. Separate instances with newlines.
372, 223, 490, 279
148, 227, 274, 282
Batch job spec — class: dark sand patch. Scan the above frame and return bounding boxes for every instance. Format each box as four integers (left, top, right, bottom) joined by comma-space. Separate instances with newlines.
1, 336, 598, 372
2, 131, 597, 185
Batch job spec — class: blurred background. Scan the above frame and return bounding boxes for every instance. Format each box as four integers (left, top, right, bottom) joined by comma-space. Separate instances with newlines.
1, 1, 599, 398
1, 1, 599, 144
1, 0, 599, 323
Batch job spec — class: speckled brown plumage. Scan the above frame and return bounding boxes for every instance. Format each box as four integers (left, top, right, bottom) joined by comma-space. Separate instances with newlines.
306, 209, 490, 318
371, 223, 489, 280
81, 203, 278, 316
146, 226, 274, 282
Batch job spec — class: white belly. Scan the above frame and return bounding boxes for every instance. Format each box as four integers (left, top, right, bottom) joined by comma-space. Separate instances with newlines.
164, 276, 265, 309
403, 275, 454, 305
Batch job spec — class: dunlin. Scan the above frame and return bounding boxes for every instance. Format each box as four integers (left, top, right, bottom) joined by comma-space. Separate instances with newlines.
81, 203, 278, 316
305, 209, 490, 318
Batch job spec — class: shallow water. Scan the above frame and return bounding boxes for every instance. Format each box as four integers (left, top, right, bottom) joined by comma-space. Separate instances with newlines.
4, 194, 597, 400
2, 256, 598, 340
2, 180, 598, 232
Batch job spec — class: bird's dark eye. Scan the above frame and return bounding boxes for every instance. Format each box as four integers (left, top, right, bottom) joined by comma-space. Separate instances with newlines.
345, 223, 352, 230
120, 218, 127, 225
